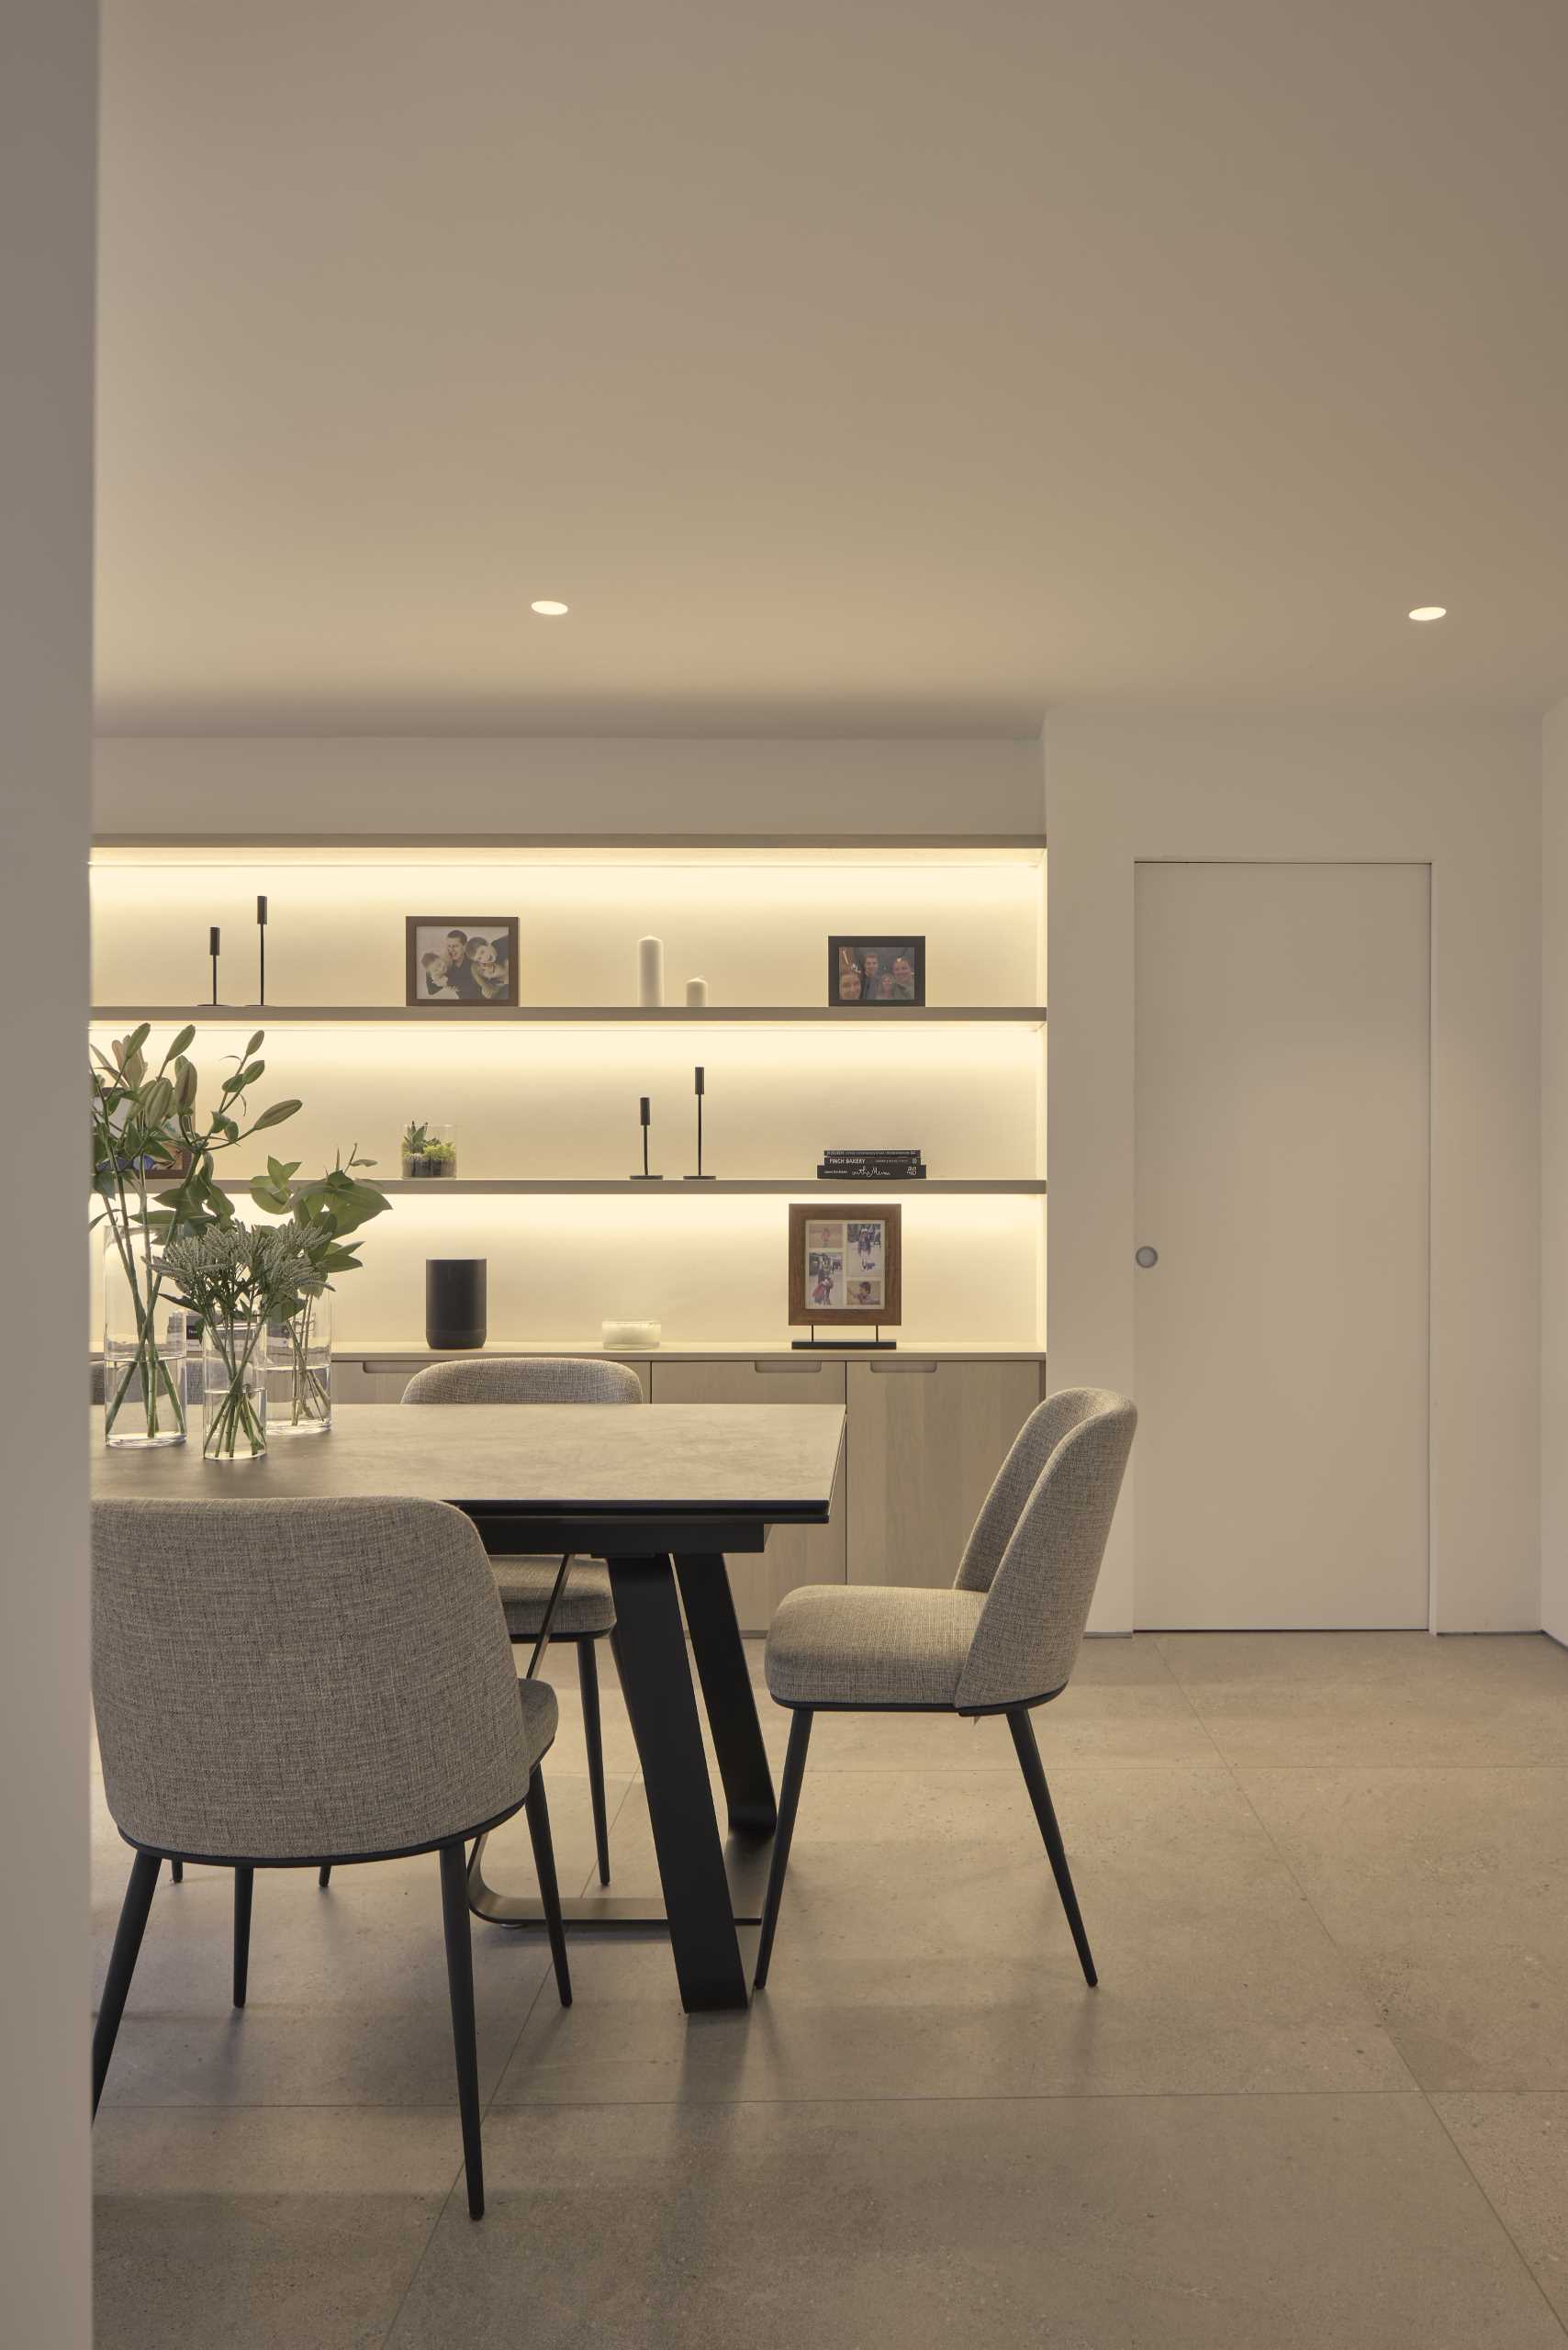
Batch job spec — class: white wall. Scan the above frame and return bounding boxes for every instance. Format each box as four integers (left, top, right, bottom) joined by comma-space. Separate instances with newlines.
0, 2, 96, 2340
94, 735, 1046, 840
1543, 697, 1568, 1643
1047, 712, 1541, 1635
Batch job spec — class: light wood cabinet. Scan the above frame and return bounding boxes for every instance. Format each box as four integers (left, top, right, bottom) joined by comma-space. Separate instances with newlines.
846, 1358, 1043, 1589
649, 1358, 847, 1630
330, 1348, 1044, 1617
336, 1355, 652, 1404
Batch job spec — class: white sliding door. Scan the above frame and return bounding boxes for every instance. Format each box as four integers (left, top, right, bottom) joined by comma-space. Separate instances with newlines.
1133, 862, 1429, 1628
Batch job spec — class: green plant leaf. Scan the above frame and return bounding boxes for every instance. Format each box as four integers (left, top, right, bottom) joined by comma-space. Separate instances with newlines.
332, 1184, 391, 1235
252, 1100, 302, 1131
314, 1242, 364, 1274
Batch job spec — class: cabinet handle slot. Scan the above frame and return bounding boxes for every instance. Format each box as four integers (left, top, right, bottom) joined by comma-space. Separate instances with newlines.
868, 1359, 938, 1373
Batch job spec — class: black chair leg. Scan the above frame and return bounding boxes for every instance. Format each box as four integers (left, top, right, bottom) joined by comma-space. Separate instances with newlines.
438, 1839, 486, 2221
318, 1865, 331, 1888
577, 1639, 611, 1887
525, 1771, 573, 2008
232, 1865, 254, 2008
754, 1707, 812, 1990
1007, 1707, 1097, 1986
93, 1850, 161, 2117
170, 1859, 183, 1884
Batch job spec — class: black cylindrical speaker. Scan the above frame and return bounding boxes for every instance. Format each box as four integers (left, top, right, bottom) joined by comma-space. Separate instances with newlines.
425, 1259, 487, 1350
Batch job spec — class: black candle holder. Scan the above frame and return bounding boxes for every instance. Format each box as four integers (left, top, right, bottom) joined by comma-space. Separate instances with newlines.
256, 895, 267, 1006
208, 926, 221, 1006
683, 1065, 715, 1180
631, 1094, 663, 1180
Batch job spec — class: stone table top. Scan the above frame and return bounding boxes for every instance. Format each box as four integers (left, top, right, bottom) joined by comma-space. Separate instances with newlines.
91, 1403, 846, 1529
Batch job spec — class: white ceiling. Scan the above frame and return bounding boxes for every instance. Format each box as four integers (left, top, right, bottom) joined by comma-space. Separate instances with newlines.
96, 0, 1568, 733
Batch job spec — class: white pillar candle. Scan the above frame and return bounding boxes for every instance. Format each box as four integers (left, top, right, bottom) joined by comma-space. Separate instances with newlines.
685, 976, 709, 1008
637, 935, 665, 1007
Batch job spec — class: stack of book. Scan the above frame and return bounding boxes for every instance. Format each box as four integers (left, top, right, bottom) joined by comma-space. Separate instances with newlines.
816, 1147, 926, 1181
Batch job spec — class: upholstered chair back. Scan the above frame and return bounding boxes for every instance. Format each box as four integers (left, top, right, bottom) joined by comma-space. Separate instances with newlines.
403, 1357, 644, 1405
953, 1390, 1137, 1711
92, 1496, 539, 1863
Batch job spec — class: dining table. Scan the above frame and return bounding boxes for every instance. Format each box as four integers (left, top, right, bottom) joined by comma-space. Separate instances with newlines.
92, 1399, 846, 2012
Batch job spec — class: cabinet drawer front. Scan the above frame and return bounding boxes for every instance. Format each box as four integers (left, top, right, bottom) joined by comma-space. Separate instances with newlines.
650, 1360, 846, 1406
336, 1355, 652, 1403
649, 1359, 846, 1629
334, 1360, 421, 1404
847, 1360, 1043, 1589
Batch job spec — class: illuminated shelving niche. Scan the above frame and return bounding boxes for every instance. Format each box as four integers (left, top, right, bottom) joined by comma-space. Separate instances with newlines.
91, 841, 1047, 1351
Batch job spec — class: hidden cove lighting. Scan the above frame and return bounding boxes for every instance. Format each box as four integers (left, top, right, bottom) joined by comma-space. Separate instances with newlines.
531, 599, 569, 616
1407, 604, 1448, 622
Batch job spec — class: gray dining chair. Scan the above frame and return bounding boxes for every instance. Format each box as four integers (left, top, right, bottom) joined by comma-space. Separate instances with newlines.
91, 1494, 571, 2220
754, 1387, 1137, 1990
400, 1356, 643, 1890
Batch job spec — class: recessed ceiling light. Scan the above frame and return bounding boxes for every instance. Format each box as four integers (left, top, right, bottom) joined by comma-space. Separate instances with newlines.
1407, 605, 1447, 622
531, 599, 569, 617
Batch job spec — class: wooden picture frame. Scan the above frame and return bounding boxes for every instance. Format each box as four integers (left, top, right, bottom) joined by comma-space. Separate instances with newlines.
405, 916, 520, 1007
827, 934, 926, 1007
789, 1203, 903, 1327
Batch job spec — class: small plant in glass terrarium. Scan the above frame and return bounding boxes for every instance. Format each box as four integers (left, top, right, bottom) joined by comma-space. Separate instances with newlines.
401, 1120, 457, 1179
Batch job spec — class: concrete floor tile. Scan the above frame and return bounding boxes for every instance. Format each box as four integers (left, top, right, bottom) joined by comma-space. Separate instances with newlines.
94, 2106, 457, 2349
1159, 1633, 1568, 1766
493, 1766, 1408, 2105
1433, 2094, 1568, 2327
387, 2094, 1565, 2350
92, 1780, 573, 2108
1238, 1765, 1568, 2090
95, 1630, 1568, 2348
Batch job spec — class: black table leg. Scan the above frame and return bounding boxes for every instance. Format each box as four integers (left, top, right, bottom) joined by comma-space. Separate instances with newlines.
608, 1552, 750, 2012
675, 1553, 778, 1836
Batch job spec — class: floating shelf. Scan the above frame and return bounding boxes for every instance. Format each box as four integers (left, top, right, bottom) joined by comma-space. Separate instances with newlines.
91, 1004, 1047, 1026
216, 1178, 1047, 1196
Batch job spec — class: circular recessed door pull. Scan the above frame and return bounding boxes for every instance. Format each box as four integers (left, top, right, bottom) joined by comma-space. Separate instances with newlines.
1135, 1246, 1159, 1269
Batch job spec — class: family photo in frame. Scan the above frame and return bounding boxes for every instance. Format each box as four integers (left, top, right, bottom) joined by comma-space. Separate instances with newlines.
405, 916, 520, 1005
828, 934, 925, 1007
788, 1202, 903, 1335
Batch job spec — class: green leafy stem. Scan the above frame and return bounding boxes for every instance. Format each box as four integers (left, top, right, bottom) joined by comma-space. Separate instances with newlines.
93, 1024, 302, 1440
250, 1146, 392, 1423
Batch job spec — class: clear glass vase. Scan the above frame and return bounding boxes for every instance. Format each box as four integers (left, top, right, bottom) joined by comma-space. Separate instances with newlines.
103, 1227, 187, 1449
202, 1316, 269, 1461
267, 1287, 332, 1436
